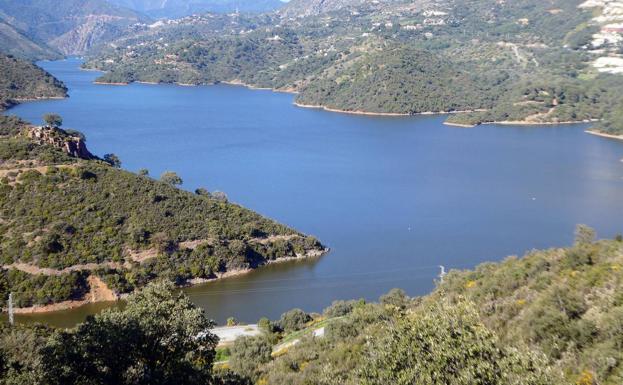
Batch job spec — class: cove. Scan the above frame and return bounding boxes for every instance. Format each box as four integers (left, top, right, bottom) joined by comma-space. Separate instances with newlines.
5, 58, 623, 327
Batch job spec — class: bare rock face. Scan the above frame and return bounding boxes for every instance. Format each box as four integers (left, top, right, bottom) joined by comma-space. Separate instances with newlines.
27, 126, 95, 160
50, 15, 130, 56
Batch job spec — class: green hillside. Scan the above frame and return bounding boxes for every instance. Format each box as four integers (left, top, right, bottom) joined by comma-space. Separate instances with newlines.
84, 0, 623, 132
1, 228, 620, 385
0, 116, 325, 308
0, 54, 67, 110
220, 229, 623, 385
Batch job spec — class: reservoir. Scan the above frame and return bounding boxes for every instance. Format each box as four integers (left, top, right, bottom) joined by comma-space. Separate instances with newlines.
6, 58, 623, 327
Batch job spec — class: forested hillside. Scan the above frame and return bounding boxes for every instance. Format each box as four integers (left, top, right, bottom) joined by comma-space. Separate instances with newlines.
0, 55, 67, 110
1, 229, 620, 385
83, 0, 623, 132
0, 116, 325, 309
215, 228, 623, 385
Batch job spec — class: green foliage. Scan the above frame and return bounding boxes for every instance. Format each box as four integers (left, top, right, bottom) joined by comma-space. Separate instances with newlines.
42, 281, 218, 385
102, 153, 121, 168
226, 317, 238, 326
160, 170, 183, 186
0, 118, 324, 306
229, 335, 273, 379
0, 269, 89, 307
83, 0, 620, 126
277, 308, 311, 333
322, 299, 359, 318
359, 300, 552, 385
439, 236, 623, 385
42, 113, 62, 128
0, 324, 51, 385
0, 55, 66, 110
378, 288, 409, 308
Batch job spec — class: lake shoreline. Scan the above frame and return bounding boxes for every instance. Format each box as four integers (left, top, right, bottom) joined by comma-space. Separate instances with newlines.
293, 101, 488, 117
85, 74, 602, 128
584, 130, 623, 141
5, 248, 329, 315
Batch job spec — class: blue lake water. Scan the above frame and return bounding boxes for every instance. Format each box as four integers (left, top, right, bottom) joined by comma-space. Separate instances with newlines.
7, 58, 623, 326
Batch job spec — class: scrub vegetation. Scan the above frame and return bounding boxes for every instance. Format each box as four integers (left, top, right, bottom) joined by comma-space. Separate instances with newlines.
85, 0, 623, 132
1, 229, 621, 385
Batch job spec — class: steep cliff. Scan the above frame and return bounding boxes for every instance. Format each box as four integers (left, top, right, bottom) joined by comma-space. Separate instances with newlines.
26, 126, 95, 160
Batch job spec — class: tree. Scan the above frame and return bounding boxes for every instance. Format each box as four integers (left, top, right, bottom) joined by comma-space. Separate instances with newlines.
103, 153, 121, 168
227, 317, 238, 327
151, 232, 175, 254
160, 171, 183, 186
278, 308, 311, 333
359, 300, 554, 385
138, 168, 149, 177
42, 281, 218, 385
43, 113, 62, 128
195, 187, 210, 196
257, 317, 272, 333
229, 336, 272, 379
575, 224, 596, 245
212, 191, 228, 202
0, 324, 50, 385
379, 288, 409, 308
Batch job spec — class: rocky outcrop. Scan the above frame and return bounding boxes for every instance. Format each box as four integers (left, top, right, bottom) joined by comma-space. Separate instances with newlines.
27, 126, 95, 160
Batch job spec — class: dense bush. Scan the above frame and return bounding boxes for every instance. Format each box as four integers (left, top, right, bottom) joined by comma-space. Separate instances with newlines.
277, 308, 311, 333
228, 335, 273, 379
42, 281, 218, 385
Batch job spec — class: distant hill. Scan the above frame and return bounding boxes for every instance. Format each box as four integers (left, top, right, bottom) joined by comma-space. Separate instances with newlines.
279, 0, 399, 18
0, 54, 67, 111
106, 0, 285, 18
0, 21, 60, 60
0, 0, 149, 56
86, 0, 623, 132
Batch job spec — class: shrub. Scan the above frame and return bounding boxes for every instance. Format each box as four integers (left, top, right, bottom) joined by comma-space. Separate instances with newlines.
229, 336, 272, 379
278, 309, 311, 333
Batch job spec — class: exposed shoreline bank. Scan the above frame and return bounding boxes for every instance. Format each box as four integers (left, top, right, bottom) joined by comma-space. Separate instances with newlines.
85, 73, 602, 129
584, 129, 623, 141
444, 119, 598, 128
5, 248, 329, 315
293, 101, 488, 117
